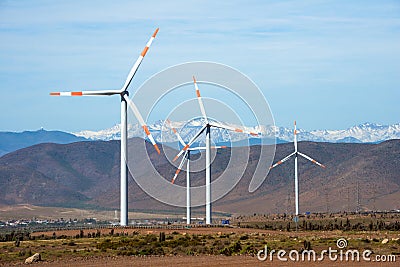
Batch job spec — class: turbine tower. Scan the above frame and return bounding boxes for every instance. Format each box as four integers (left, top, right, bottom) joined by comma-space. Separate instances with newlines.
173, 76, 258, 224
167, 120, 225, 225
50, 29, 161, 226
269, 121, 325, 220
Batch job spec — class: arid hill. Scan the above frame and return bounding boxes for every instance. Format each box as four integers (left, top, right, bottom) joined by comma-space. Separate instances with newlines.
0, 139, 399, 215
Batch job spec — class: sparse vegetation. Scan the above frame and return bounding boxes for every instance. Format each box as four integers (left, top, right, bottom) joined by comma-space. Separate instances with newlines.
0, 212, 399, 264
233, 211, 400, 232
0, 224, 399, 265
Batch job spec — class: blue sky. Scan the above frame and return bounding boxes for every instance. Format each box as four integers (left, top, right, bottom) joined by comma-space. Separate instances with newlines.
0, 0, 399, 132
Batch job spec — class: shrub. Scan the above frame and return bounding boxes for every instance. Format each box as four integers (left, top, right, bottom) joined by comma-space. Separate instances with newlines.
219, 241, 242, 256
67, 241, 76, 246
239, 235, 249, 240
240, 245, 257, 255
219, 247, 232, 256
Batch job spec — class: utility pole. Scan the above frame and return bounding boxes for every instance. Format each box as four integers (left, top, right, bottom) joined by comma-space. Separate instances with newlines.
356, 181, 361, 213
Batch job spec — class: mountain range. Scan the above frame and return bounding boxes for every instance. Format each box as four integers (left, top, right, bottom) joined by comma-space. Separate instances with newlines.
0, 138, 399, 215
74, 121, 400, 144
1, 122, 399, 157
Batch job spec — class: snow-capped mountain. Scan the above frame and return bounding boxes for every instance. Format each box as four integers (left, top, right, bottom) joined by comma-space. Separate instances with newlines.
310, 122, 400, 143
74, 119, 263, 145
73, 121, 400, 144
265, 122, 400, 143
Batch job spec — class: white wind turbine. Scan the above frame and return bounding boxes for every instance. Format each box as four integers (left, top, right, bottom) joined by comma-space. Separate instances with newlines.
166, 120, 226, 225
173, 76, 258, 224
50, 28, 161, 226
269, 121, 325, 222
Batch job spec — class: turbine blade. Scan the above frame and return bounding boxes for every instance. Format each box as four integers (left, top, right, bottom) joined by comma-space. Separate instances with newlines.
193, 76, 208, 124
210, 121, 259, 136
166, 119, 187, 147
50, 90, 121, 96
298, 152, 326, 168
269, 152, 296, 169
211, 145, 227, 149
124, 94, 160, 154
189, 145, 227, 150
171, 151, 188, 184
173, 125, 207, 161
121, 28, 159, 92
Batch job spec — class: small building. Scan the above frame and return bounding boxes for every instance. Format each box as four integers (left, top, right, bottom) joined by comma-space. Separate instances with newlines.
221, 219, 230, 225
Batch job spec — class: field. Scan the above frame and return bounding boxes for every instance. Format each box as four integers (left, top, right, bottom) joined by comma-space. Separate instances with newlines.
1, 211, 399, 266
0, 204, 177, 221
1, 225, 399, 266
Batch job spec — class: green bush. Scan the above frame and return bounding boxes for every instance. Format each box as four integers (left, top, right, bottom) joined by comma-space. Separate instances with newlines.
240, 245, 257, 255
218, 241, 242, 256
239, 235, 249, 240
67, 241, 76, 246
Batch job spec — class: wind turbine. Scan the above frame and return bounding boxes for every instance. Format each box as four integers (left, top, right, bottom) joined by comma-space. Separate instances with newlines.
269, 121, 325, 225
50, 29, 161, 226
166, 120, 225, 225
173, 76, 258, 224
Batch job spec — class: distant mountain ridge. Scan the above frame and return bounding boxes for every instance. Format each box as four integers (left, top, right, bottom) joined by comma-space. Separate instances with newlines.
1, 122, 399, 157
0, 129, 87, 156
74, 121, 400, 144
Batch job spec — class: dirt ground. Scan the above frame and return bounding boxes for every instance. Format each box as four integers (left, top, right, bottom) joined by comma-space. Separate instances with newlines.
5, 227, 399, 266
9, 254, 398, 267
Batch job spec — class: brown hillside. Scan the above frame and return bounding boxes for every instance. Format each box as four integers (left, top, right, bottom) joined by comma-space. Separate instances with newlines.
0, 139, 399, 215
